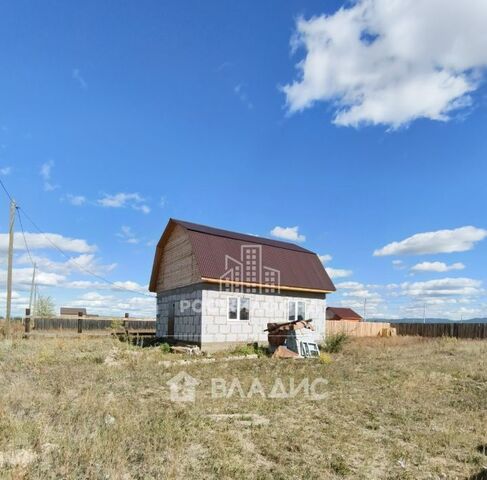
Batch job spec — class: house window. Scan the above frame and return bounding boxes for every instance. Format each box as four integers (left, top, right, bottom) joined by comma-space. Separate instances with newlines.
228, 298, 238, 320
240, 298, 250, 320
228, 297, 250, 321
288, 300, 306, 321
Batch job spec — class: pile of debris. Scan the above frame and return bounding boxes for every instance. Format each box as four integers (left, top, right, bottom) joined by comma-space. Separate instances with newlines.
265, 319, 320, 358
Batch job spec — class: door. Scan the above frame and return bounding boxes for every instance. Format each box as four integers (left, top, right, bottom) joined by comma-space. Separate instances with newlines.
168, 302, 175, 340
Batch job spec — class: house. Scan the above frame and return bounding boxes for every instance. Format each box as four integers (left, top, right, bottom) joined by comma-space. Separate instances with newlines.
149, 219, 336, 351
60, 307, 87, 317
326, 306, 363, 322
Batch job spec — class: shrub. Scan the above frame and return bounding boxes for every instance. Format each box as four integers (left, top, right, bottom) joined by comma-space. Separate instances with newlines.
110, 319, 123, 330
319, 353, 333, 365
322, 333, 348, 353
160, 343, 171, 354
231, 343, 267, 357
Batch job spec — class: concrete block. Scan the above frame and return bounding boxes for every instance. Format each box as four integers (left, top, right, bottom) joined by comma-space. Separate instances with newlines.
206, 324, 219, 334
230, 324, 243, 334
219, 324, 231, 334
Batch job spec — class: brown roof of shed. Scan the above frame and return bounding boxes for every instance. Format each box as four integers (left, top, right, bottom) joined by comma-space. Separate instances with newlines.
327, 307, 363, 320
149, 218, 336, 293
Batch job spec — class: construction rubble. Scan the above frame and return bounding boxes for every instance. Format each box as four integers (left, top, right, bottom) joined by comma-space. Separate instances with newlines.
265, 319, 320, 358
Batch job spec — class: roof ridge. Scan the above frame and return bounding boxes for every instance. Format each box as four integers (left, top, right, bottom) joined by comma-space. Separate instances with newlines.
171, 218, 315, 254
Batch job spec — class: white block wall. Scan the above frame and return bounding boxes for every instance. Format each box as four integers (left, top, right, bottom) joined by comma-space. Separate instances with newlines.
201, 289, 326, 345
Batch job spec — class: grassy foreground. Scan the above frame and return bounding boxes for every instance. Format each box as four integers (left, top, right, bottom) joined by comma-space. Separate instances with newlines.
0, 335, 486, 479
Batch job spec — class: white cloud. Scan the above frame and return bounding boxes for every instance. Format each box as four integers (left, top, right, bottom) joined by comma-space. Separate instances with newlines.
0, 232, 96, 254
17, 253, 116, 276
318, 254, 332, 264
335, 281, 383, 310
97, 192, 150, 214
40, 160, 58, 191
327, 267, 353, 279
399, 277, 483, 297
234, 84, 254, 110
70, 291, 155, 316
319, 254, 352, 279
116, 226, 139, 244
72, 68, 87, 89
66, 280, 149, 293
134, 204, 151, 214
374, 226, 487, 256
411, 261, 465, 273
0, 267, 66, 289
270, 226, 305, 242
66, 194, 86, 206
392, 259, 406, 270
0, 166, 11, 175
283, 0, 487, 128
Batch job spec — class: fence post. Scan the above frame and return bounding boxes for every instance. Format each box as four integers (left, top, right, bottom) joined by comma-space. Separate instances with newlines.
25, 308, 31, 334
77, 312, 83, 334
124, 312, 129, 330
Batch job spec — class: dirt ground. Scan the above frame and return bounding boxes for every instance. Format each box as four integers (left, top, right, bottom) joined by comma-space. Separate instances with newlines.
0, 334, 486, 479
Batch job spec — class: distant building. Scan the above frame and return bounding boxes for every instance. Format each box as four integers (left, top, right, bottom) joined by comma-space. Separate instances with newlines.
327, 307, 363, 322
60, 307, 87, 316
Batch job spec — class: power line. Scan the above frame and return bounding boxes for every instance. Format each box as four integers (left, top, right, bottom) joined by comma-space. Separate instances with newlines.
16, 207, 35, 267
17, 206, 154, 298
0, 177, 14, 203
1, 176, 153, 299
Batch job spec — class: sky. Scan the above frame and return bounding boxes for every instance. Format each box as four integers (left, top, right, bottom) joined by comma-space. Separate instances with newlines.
1, 0, 487, 319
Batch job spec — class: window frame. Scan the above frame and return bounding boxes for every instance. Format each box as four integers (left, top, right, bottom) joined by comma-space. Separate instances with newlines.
227, 296, 251, 321
288, 300, 306, 322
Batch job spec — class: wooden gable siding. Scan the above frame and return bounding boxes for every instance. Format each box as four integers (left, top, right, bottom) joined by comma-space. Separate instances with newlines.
156, 225, 200, 292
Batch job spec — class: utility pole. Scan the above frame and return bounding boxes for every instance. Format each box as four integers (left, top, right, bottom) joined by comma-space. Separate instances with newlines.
363, 298, 367, 321
423, 302, 426, 324
28, 262, 37, 313
34, 285, 38, 317
5, 199, 16, 334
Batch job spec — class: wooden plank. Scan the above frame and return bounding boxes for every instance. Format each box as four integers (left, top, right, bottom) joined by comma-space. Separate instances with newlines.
157, 225, 199, 291
391, 322, 487, 339
326, 320, 394, 337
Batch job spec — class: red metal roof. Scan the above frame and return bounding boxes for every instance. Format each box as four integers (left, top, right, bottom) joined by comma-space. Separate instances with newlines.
149, 219, 336, 293
327, 307, 362, 320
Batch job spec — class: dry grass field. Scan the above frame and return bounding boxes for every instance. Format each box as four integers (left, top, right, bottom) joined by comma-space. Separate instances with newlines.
0, 331, 486, 479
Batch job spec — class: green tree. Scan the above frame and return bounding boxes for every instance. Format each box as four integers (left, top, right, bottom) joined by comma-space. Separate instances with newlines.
35, 295, 56, 318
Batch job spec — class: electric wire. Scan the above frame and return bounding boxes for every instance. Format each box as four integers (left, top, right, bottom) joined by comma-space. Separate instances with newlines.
0, 176, 153, 299
0, 177, 14, 203
16, 207, 35, 267
18, 206, 154, 298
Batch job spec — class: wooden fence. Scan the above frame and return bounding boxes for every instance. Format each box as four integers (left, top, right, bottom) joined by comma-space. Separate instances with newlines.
31, 316, 156, 332
326, 320, 394, 337
391, 322, 487, 339
327, 320, 487, 339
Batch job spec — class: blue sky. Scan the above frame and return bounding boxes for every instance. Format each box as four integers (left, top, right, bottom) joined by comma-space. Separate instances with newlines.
1, 0, 487, 319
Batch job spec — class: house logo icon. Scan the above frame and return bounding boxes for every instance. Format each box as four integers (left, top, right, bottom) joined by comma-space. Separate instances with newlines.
219, 245, 280, 293
166, 371, 200, 402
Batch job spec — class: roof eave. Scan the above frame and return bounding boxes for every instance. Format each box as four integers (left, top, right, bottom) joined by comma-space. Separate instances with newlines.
201, 277, 335, 294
